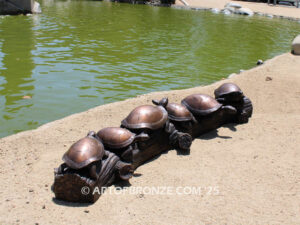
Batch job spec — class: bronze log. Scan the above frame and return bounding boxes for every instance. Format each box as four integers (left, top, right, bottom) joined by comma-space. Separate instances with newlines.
52, 150, 132, 203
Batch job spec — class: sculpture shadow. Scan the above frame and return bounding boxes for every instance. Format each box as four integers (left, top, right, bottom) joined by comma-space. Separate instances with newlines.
138, 145, 190, 167
139, 149, 168, 167
197, 123, 238, 140
175, 147, 190, 156
132, 173, 142, 177
52, 198, 93, 207
223, 123, 237, 132
113, 179, 132, 189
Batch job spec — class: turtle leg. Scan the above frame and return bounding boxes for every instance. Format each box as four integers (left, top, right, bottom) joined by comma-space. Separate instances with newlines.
237, 96, 253, 123
89, 164, 98, 180
121, 145, 134, 163
165, 120, 192, 151
88, 161, 102, 180
115, 161, 133, 181
176, 132, 193, 150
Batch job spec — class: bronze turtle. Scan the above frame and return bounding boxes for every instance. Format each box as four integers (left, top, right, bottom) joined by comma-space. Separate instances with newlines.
214, 83, 253, 123
121, 105, 168, 130
214, 83, 244, 102
97, 127, 135, 149
180, 94, 238, 138
97, 127, 148, 149
166, 102, 195, 122
152, 98, 196, 135
96, 127, 149, 162
62, 131, 104, 180
153, 98, 194, 122
121, 103, 192, 166
181, 94, 223, 116
53, 148, 133, 203
150, 98, 193, 150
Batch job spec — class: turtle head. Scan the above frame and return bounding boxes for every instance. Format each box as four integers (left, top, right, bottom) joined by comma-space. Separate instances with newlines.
222, 105, 237, 115
152, 97, 168, 108
87, 131, 97, 138
134, 132, 150, 142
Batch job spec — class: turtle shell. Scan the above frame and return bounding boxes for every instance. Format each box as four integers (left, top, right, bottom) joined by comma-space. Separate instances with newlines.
62, 135, 105, 170
97, 127, 135, 149
166, 103, 194, 122
181, 94, 222, 116
121, 105, 168, 130
214, 83, 243, 99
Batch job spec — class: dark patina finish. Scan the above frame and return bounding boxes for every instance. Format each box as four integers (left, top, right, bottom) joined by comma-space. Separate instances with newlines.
53, 82, 253, 204
119, 101, 192, 168
214, 83, 253, 124
62, 132, 105, 170
53, 150, 133, 203
179, 94, 239, 138
214, 83, 244, 102
152, 98, 195, 136
97, 127, 135, 149
152, 98, 194, 122
236, 96, 253, 123
166, 103, 194, 122
181, 94, 222, 116
96, 127, 150, 166
121, 105, 168, 130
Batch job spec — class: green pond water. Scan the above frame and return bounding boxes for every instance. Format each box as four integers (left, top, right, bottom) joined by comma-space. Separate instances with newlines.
0, 1, 300, 138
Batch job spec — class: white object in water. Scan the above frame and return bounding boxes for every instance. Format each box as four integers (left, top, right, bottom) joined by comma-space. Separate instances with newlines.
32, 1, 42, 14
292, 35, 300, 55
211, 8, 220, 14
224, 6, 235, 13
222, 9, 232, 15
224, 2, 242, 9
236, 7, 254, 16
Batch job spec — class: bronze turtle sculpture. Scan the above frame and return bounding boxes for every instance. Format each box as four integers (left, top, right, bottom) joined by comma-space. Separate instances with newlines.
120, 103, 192, 166
96, 127, 149, 162
53, 83, 253, 204
121, 103, 192, 150
181, 94, 236, 117
60, 131, 133, 181
214, 83, 253, 123
152, 98, 195, 122
165, 102, 195, 122
121, 105, 168, 131
181, 94, 238, 137
62, 131, 104, 180
152, 98, 196, 134
53, 131, 133, 203
214, 83, 244, 102
97, 127, 149, 149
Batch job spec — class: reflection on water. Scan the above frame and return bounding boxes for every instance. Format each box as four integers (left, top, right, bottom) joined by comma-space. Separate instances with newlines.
0, 17, 36, 134
0, 1, 300, 138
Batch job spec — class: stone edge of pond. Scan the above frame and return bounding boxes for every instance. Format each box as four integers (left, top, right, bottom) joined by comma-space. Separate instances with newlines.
170, 4, 300, 23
